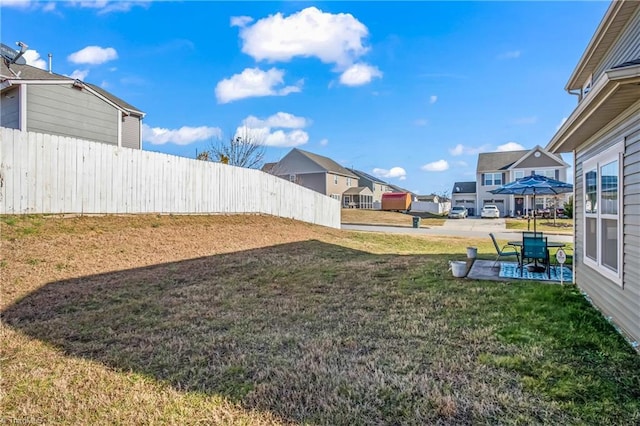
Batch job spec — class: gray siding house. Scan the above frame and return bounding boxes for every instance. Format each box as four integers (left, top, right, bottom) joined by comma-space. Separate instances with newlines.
347, 168, 392, 204
475, 146, 570, 217
451, 181, 477, 216
1, 61, 144, 149
267, 148, 359, 202
546, 0, 640, 345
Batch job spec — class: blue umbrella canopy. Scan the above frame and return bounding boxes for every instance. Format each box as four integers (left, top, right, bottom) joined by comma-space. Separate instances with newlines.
490, 174, 573, 232
489, 174, 573, 196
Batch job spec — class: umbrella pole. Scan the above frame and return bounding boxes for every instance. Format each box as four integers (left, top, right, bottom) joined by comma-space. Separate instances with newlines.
533, 193, 537, 234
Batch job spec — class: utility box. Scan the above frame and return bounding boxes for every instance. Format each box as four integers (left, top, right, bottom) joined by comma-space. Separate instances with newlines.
412, 216, 421, 228
381, 192, 412, 211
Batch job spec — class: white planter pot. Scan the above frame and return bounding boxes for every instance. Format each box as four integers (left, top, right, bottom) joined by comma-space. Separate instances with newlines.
467, 247, 478, 259
450, 261, 467, 278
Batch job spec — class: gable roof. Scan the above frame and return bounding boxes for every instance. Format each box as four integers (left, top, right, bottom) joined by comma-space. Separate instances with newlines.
347, 168, 387, 185
477, 150, 529, 172
452, 181, 476, 194
1, 61, 143, 115
343, 186, 373, 195
477, 146, 567, 172
292, 148, 358, 178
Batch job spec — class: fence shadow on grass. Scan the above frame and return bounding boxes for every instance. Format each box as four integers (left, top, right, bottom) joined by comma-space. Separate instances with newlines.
1, 240, 461, 423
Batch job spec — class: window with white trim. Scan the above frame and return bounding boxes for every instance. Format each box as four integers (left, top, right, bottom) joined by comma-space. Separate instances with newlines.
334, 175, 338, 185
514, 170, 524, 181
289, 174, 296, 182
583, 141, 623, 285
534, 169, 556, 178
483, 173, 502, 186
346, 177, 352, 187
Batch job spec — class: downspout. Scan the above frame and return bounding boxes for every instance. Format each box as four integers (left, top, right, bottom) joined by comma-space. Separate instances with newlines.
568, 88, 582, 102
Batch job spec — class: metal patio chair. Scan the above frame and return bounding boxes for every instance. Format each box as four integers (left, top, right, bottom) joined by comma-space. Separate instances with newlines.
490, 233, 520, 269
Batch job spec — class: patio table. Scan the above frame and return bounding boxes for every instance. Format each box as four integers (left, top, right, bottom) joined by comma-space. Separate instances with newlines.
507, 240, 566, 272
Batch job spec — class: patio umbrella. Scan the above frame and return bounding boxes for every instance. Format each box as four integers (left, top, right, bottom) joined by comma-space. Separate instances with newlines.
490, 174, 573, 233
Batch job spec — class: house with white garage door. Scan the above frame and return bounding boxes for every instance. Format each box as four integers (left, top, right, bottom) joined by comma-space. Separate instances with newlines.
475, 146, 570, 217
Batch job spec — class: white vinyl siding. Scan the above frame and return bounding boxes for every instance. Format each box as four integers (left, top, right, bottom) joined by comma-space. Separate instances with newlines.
582, 141, 623, 285
27, 84, 118, 145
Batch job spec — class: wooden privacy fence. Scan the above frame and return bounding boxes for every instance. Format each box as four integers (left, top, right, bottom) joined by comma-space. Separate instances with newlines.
0, 128, 341, 228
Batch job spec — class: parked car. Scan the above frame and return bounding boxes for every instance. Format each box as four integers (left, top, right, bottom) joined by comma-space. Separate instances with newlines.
448, 206, 468, 219
481, 204, 500, 218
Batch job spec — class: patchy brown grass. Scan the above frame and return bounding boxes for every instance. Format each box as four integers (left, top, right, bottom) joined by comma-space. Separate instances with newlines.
341, 209, 445, 227
1, 214, 637, 425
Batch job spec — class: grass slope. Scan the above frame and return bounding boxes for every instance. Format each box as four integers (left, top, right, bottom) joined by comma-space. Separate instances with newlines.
1, 214, 637, 425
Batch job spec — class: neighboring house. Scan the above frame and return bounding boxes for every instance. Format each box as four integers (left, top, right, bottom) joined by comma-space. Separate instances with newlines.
451, 181, 477, 216
545, 0, 640, 344
1, 60, 144, 149
387, 183, 417, 200
347, 168, 392, 204
342, 187, 374, 209
267, 148, 359, 202
475, 145, 570, 217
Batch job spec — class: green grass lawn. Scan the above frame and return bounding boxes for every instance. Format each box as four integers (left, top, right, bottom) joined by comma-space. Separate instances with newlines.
506, 217, 574, 234
1, 215, 637, 424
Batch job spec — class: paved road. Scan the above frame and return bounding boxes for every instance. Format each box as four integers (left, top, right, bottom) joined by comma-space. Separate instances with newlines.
341, 218, 573, 243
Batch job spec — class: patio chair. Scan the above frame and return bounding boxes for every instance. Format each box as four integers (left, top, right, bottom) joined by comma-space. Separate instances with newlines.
520, 236, 550, 278
490, 233, 520, 268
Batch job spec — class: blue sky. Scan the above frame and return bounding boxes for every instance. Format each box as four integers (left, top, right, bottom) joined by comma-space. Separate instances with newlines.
2, 1, 609, 195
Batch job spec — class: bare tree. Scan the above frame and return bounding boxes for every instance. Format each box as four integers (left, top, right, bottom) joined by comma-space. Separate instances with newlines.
200, 126, 266, 169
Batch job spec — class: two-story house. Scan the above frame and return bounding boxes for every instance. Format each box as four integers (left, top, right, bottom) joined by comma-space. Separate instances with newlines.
546, 0, 640, 344
347, 168, 392, 204
1, 60, 144, 149
475, 145, 570, 217
265, 148, 362, 204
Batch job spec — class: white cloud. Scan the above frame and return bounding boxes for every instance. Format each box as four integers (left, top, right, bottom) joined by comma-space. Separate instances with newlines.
68, 46, 118, 65
22, 50, 47, 69
215, 67, 301, 104
237, 7, 369, 67
556, 117, 568, 131
237, 112, 310, 148
496, 142, 525, 152
231, 15, 253, 27
339, 63, 382, 86
68, 69, 89, 80
372, 167, 407, 180
70, 1, 150, 14
498, 50, 521, 59
429, 95, 438, 104
512, 116, 538, 125
449, 143, 489, 156
142, 124, 222, 146
421, 160, 449, 172
319, 138, 329, 146
243, 112, 309, 129
1, 0, 31, 7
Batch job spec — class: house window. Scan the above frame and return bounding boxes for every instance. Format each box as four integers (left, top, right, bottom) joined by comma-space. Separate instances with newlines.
334, 175, 338, 185
346, 177, 352, 187
289, 174, 296, 182
514, 170, 524, 181
484, 173, 502, 186
583, 141, 623, 285
535, 169, 556, 178
343, 195, 351, 207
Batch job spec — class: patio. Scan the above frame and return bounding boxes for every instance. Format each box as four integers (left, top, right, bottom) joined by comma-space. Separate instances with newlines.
466, 259, 572, 283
